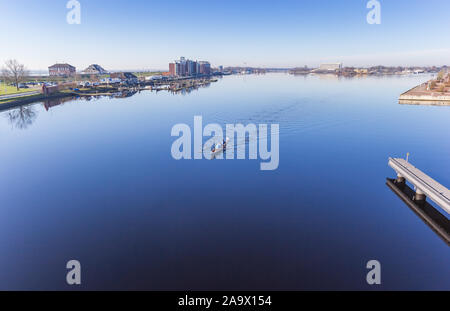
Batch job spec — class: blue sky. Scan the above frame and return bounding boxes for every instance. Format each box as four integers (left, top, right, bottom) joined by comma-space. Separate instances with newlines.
0, 0, 449, 71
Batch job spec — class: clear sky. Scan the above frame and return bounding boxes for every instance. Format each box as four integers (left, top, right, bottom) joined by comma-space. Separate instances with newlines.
1, 0, 449, 71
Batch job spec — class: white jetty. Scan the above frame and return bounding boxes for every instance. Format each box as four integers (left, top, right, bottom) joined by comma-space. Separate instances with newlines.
388, 157, 450, 214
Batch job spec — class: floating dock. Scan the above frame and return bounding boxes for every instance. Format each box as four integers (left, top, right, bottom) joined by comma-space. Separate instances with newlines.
388, 158, 450, 214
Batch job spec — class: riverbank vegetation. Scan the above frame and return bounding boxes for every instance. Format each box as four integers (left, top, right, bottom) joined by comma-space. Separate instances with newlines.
1, 59, 28, 91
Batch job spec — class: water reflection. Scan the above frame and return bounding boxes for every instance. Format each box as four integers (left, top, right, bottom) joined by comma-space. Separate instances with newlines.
6, 105, 38, 130
2, 91, 141, 130
1, 73, 449, 290
113, 90, 138, 98
1, 82, 216, 127
169, 81, 212, 95
43, 96, 77, 111
386, 178, 450, 246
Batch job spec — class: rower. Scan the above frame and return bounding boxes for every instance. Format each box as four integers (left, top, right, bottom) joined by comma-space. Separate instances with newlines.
223, 137, 229, 147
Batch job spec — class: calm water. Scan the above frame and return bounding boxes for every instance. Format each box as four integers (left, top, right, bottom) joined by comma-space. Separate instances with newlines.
0, 73, 449, 290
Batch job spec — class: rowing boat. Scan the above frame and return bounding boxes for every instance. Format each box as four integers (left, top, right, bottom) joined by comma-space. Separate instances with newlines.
211, 137, 230, 158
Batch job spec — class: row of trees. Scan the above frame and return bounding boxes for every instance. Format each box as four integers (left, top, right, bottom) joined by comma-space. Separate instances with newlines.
1, 59, 28, 91
429, 70, 449, 93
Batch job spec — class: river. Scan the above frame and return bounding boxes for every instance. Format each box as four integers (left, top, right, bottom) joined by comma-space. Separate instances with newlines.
0, 73, 448, 290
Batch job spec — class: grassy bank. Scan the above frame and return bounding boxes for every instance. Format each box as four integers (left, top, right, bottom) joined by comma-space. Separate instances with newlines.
133, 71, 164, 78
0, 85, 125, 111
0, 83, 40, 96
0, 90, 76, 111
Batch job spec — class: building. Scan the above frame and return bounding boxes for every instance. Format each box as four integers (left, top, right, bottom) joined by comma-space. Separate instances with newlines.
318, 63, 343, 72
169, 57, 211, 77
354, 68, 369, 74
177, 57, 187, 76
145, 75, 164, 81
82, 64, 108, 75
41, 82, 76, 96
110, 72, 138, 84
186, 60, 197, 76
100, 77, 122, 84
198, 61, 211, 75
169, 63, 176, 76
48, 63, 76, 76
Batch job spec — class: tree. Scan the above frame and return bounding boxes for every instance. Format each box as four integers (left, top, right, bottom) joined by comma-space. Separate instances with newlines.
7, 106, 38, 129
437, 70, 445, 81
0, 70, 7, 93
2, 59, 28, 91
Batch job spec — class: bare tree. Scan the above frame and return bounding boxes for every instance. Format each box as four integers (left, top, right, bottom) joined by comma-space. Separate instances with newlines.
2, 59, 28, 91
6, 106, 38, 129
1, 68, 9, 91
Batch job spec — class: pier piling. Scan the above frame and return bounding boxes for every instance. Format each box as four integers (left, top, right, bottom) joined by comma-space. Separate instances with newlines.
388, 157, 450, 214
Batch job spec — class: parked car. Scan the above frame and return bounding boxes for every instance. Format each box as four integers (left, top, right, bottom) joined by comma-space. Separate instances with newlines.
79, 81, 91, 87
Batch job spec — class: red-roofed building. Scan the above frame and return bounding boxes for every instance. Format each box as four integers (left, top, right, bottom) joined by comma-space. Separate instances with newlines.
48, 63, 76, 76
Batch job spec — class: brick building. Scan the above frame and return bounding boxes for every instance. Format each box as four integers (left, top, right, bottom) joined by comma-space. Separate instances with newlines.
169, 57, 212, 77
169, 63, 176, 76
48, 63, 76, 76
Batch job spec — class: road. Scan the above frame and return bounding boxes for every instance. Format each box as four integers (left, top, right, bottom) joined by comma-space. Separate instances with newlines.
0, 90, 40, 101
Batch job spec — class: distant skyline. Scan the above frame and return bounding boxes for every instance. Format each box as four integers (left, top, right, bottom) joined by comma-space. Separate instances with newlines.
1, 0, 449, 70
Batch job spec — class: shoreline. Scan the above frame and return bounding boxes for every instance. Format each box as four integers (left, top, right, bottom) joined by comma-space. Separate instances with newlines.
399, 78, 450, 105
0, 77, 219, 111
0, 92, 76, 112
